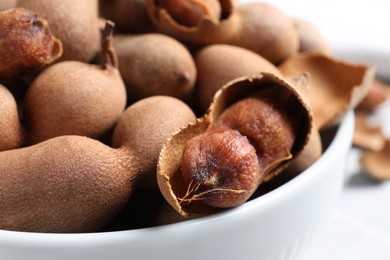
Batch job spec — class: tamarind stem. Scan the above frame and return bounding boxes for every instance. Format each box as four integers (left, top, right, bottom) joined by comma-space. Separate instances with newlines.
101, 20, 119, 69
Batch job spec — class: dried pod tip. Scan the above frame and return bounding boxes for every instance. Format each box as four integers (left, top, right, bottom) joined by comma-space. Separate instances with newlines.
101, 20, 119, 69
181, 126, 260, 208
157, 0, 221, 27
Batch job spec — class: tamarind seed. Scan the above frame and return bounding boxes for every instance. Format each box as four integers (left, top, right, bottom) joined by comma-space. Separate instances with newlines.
181, 126, 260, 208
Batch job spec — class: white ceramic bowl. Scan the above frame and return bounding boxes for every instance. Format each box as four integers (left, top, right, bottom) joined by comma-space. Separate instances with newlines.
0, 112, 354, 260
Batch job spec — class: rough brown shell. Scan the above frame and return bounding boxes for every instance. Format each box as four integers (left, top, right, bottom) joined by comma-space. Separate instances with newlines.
99, 0, 156, 33
24, 22, 126, 144
0, 95, 195, 233
279, 53, 375, 129
17, 0, 100, 63
195, 44, 282, 112
24, 60, 127, 144
157, 73, 313, 216
112, 95, 196, 190
0, 84, 24, 151
293, 17, 331, 55
0, 0, 16, 11
113, 33, 196, 102
227, 3, 299, 64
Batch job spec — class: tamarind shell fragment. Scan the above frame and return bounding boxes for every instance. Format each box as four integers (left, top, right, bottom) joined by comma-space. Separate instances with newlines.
279, 53, 375, 130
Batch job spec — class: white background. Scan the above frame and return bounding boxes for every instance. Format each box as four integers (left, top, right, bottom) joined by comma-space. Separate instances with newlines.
243, 0, 390, 259
265, 0, 390, 79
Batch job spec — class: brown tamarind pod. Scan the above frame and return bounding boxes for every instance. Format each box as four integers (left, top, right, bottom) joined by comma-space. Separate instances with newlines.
113, 33, 196, 102
0, 84, 24, 151
0, 8, 62, 80
195, 44, 283, 112
17, 0, 100, 63
111, 96, 197, 191
293, 17, 331, 55
157, 73, 313, 217
0, 95, 196, 233
99, 0, 156, 33
0, 0, 16, 11
24, 21, 125, 144
227, 3, 299, 64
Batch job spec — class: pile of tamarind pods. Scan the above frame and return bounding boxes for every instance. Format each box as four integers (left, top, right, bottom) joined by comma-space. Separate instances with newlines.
0, 0, 385, 233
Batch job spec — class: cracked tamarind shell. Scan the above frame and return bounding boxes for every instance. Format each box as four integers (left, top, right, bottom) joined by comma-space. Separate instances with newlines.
157, 72, 313, 217
0, 8, 62, 80
17, 0, 100, 63
145, 0, 237, 46
0, 84, 24, 151
279, 73, 323, 177
146, 1, 298, 64
279, 53, 375, 129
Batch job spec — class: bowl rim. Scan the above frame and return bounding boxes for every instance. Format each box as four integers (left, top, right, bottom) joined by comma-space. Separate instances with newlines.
0, 111, 354, 242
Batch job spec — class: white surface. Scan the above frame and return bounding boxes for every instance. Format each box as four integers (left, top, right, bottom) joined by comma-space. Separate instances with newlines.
302, 96, 390, 260
304, 101, 390, 260
254, 1, 390, 259
302, 147, 390, 260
